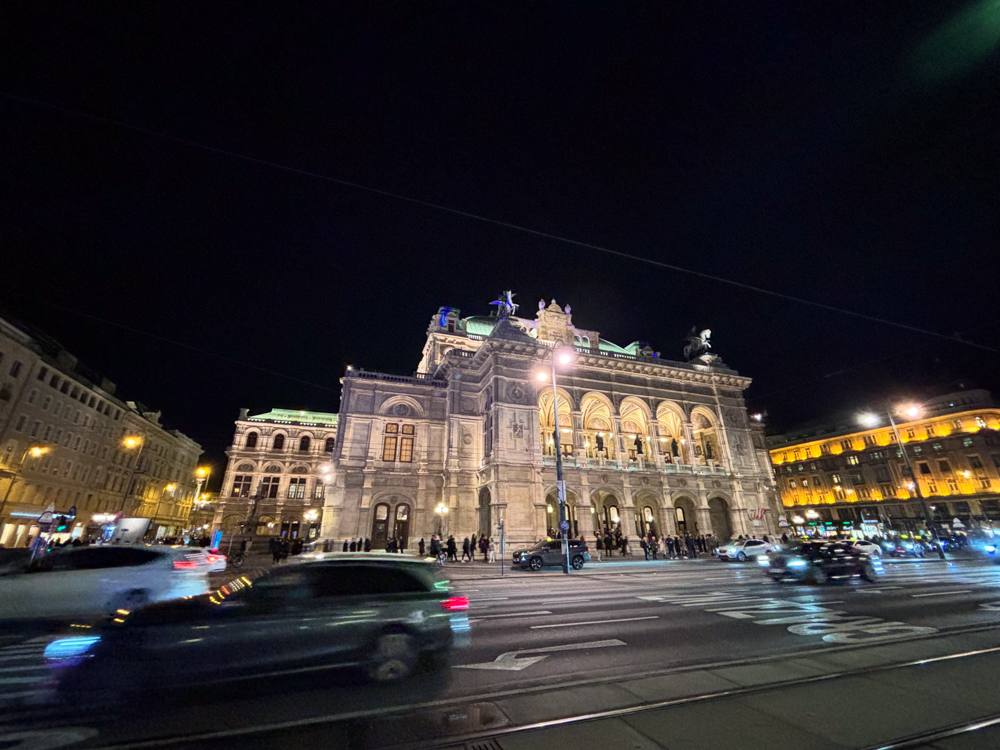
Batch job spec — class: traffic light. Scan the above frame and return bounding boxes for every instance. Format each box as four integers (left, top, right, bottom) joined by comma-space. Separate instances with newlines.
54, 515, 70, 533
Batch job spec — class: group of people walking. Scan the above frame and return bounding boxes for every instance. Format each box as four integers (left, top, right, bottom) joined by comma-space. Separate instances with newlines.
268, 536, 304, 563
424, 533, 496, 563
590, 527, 716, 561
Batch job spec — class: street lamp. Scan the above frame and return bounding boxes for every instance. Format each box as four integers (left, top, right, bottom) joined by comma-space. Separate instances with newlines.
0, 445, 49, 526
194, 466, 211, 505
434, 501, 449, 536
118, 435, 145, 516
858, 403, 944, 558
536, 345, 576, 574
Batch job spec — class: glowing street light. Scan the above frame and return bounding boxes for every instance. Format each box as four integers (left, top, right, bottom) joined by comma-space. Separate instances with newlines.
857, 401, 943, 558
0, 444, 50, 523
118, 435, 146, 516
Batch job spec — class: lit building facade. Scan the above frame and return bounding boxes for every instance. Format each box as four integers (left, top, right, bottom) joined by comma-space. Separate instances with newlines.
768, 390, 1000, 531
321, 297, 779, 548
0, 315, 203, 546
215, 409, 338, 540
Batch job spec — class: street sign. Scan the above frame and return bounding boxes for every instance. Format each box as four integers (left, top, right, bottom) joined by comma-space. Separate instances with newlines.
37, 510, 54, 526
559, 520, 570, 532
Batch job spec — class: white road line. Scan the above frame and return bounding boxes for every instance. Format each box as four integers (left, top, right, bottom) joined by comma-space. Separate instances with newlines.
530, 616, 659, 629
548, 597, 593, 603
911, 590, 973, 598
471, 596, 509, 601
469, 611, 552, 620
704, 600, 843, 612
0, 676, 48, 685
0, 665, 48, 673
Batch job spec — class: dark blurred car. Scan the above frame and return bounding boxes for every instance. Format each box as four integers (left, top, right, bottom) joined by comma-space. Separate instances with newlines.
513, 540, 591, 570
762, 541, 883, 584
884, 538, 928, 558
46, 557, 470, 699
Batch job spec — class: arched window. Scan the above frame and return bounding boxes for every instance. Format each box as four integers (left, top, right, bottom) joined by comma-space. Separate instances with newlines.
375, 504, 389, 521
245, 432, 258, 449
324, 437, 335, 453
273, 434, 285, 450
299, 436, 311, 452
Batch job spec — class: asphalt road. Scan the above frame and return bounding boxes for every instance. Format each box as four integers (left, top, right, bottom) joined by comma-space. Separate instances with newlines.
3, 555, 1000, 749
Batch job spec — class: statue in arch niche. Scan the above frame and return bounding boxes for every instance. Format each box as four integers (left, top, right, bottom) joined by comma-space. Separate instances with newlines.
683, 327, 712, 361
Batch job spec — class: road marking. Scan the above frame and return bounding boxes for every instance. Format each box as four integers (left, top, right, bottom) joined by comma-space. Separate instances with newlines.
471, 596, 509, 602
530, 616, 658, 629
469, 610, 552, 621
550, 597, 593, 603
911, 590, 973, 598
456, 639, 626, 670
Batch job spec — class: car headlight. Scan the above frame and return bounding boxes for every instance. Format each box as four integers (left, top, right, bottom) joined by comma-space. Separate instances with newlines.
757, 557, 770, 566
986, 545, 996, 553
787, 559, 807, 568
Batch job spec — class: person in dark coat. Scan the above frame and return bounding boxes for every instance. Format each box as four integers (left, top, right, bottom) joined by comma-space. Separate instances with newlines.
470, 533, 478, 555
270, 537, 281, 563
479, 535, 489, 561
461, 537, 471, 562
364, 538, 371, 552
279, 539, 290, 562
446, 535, 458, 562
641, 536, 649, 560
418, 538, 426, 556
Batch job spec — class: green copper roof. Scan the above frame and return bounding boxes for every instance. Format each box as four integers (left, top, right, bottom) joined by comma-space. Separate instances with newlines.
248, 409, 338, 425
463, 315, 498, 335
597, 338, 629, 354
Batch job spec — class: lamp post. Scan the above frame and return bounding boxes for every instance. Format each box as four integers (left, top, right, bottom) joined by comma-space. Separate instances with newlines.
151, 483, 176, 538
537, 345, 575, 574
860, 404, 945, 559
117, 435, 145, 516
194, 466, 210, 505
434, 501, 449, 537
0, 445, 49, 529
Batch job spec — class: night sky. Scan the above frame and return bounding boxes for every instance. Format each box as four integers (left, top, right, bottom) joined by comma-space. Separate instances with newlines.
2, 2, 998, 486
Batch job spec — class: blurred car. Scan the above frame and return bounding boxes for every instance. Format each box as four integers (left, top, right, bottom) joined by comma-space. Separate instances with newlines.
513, 540, 591, 570
885, 539, 927, 558
762, 541, 883, 584
0, 546, 210, 620
186, 548, 227, 573
47, 557, 470, 697
717, 539, 771, 562
850, 540, 882, 557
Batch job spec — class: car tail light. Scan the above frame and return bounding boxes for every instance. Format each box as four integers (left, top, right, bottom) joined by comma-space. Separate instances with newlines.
173, 560, 198, 570
206, 554, 224, 563
440, 596, 469, 611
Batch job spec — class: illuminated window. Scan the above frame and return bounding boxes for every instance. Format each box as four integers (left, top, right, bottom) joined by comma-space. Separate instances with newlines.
288, 478, 306, 499
863, 435, 876, 447
385, 423, 399, 434
790, 480, 797, 488
831, 474, 842, 484
231, 475, 252, 497
382, 436, 398, 461
847, 455, 860, 466
396, 505, 409, 522
261, 476, 280, 498
976, 417, 988, 429
398, 437, 414, 462
314, 482, 325, 500
912, 446, 922, 453
840, 440, 852, 451
401, 424, 414, 435
947, 479, 959, 492
375, 504, 389, 521
906, 428, 915, 439
980, 478, 992, 489
963, 437, 974, 447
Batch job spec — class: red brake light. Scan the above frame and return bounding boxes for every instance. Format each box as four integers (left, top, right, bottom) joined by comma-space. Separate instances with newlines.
206, 555, 223, 563
173, 560, 197, 570
440, 596, 469, 611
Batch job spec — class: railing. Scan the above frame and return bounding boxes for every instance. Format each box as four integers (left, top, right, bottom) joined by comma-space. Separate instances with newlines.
466, 333, 486, 341
345, 369, 447, 387
540, 454, 730, 477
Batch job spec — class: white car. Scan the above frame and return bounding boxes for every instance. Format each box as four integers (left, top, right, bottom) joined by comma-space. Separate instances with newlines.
0, 546, 210, 620
183, 547, 228, 573
851, 540, 882, 557
717, 539, 772, 561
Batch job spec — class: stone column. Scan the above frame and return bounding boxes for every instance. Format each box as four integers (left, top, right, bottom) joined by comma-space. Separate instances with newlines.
682, 423, 697, 465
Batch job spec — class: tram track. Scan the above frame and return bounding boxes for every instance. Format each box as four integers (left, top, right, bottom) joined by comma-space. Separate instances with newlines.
30, 620, 1000, 750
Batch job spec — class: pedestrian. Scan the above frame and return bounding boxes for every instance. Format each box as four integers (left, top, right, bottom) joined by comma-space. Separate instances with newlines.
446, 535, 458, 562
488, 538, 496, 563
479, 535, 489, 561
270, 537, 280, 564
686, 535, 697, 558
641, 536, 649, 560
461, 537, 471, 562
429, 534, 441, 560
364, 538, 371, 552
595, 533, 604, 562
419, 538, 426, 556
349, 539, 356, 552
342, 539, 348, 552
280, 538, 290, 562
470, 533, 478, 555
781, 532, 789, 544
665, 536, 674, 558
652, 537, 660, 560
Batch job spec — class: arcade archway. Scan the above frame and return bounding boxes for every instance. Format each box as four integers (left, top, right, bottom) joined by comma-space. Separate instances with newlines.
673, 496, 698, 535
708, 496, 733, 541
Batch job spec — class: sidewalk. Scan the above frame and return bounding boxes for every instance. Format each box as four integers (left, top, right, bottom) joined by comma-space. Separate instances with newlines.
430, 627, 1000, 750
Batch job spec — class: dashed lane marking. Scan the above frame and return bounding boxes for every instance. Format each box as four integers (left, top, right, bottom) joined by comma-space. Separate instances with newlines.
469, 611, 552, 621
911, 590, 974, 598
530, 616, 659, 629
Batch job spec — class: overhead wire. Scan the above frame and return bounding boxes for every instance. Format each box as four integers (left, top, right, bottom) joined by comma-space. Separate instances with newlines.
3, 91, 996, 355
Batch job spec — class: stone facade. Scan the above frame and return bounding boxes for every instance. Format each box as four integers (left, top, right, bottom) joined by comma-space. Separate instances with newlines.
769, 390, 1000, 530
321, 299, 779, 548
0, 315, 202, 546
215, 409, 338, 540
